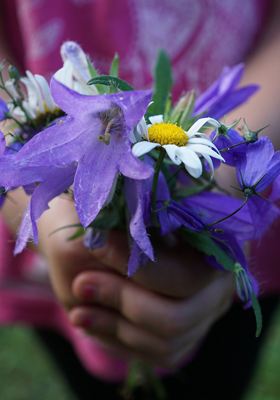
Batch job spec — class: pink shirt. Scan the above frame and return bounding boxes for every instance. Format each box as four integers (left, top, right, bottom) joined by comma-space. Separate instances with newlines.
0, 0, 278, 382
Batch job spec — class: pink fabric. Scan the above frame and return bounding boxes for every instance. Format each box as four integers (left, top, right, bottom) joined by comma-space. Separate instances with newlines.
3, 0, 271, 98
0, 0, 277, 382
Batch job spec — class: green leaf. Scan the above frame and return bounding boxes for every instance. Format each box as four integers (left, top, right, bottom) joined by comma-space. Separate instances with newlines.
109, 82, 119, 94
86, 58, 108, 94
148, 50, 173, 117
87, 75, 134, 92
86, 57, 99, 78
181, 230, 235, 273
67, 226, 85, 241
251, 291, 263, 337
109, 53, 119, 77
48, 223, 83, 237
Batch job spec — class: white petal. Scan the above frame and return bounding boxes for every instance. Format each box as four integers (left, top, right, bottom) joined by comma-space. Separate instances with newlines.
132, 141, 159, 157
187, 117, 221, 137
188, 137, 218, 150
137, 117, 148, 139
206, 118, 221, 128
54, 60, 74, 89
187, 143, 225, 161
163, 144, 181, 165
25, 71, 45, 114
129, 128, 136, 144
35, 74, 57, 111
195, 132, 211, 140
176, 147, 203, 178
203, 154, 214, 179
149, 115, 163, 124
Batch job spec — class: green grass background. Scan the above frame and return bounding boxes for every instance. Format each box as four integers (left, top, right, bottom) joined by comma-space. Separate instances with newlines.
0, 305, 280, 400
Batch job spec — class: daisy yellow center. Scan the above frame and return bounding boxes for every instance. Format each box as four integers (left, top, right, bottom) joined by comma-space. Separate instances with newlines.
147, 122, 188, 146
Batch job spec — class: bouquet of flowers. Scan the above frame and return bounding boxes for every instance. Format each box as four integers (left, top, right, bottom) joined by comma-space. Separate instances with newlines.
0, 41, 279, 397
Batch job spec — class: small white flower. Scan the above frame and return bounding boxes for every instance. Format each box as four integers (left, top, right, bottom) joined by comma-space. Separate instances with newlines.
132, 115, 224, 178
7, 70, 58, 120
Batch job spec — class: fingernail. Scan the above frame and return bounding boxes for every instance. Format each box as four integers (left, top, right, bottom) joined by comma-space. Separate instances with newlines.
79, 316, 94, 329
81, 285, 97, 301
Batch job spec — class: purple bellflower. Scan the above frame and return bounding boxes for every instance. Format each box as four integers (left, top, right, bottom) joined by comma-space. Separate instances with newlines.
184, 191, 255, 242
15, 80, 153, 227
193, 64, 259, 120
236, 137, 280, 238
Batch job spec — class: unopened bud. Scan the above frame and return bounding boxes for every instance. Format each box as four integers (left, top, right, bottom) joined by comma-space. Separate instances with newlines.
214, 229, 224, 234
83, 228, 108, 252
8, 65, 21, 81
234, 263, 252, 302
242, 119, 269, 143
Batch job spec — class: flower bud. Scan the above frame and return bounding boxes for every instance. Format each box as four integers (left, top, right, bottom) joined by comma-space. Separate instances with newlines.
242, 119, 269, 143
83, 228, 108, 252
8, 65, 21, 81
234, 263, 252, 302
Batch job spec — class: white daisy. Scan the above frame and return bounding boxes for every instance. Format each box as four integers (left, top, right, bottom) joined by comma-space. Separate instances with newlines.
132, 115, 225, 178
7, 70, 59, 120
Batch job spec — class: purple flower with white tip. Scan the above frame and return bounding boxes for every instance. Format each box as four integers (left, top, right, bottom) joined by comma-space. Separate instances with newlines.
15, 80, 153, 227
55, 41, 98, 95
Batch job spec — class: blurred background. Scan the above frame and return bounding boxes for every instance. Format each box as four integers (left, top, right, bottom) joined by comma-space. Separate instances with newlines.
0, 304, 280, 400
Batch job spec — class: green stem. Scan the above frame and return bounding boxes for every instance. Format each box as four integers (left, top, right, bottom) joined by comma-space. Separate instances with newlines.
204, 197, 248, 230
0, 80, 38, 129
167, 163, 184, 183
6, 114, 26, 130
152, 149, 166, 227
219, 141, 247, 152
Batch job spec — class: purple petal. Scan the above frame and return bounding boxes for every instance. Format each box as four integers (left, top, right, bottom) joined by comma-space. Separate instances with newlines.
0, 98, 8, 121
168, 201, 205, 232
203, 86, 259, 121
247, 196, 280, 238
125, 178, 154, 261
127, 241, 149, 277
0, 131, 6, 155
109, 90, 153, 132
194, 64, 258, 120
194, 64, 245, 115
236, 137, 277, 189
15, 164, 76, 254
14, 203, 32, 255
184, 191, 254, 241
